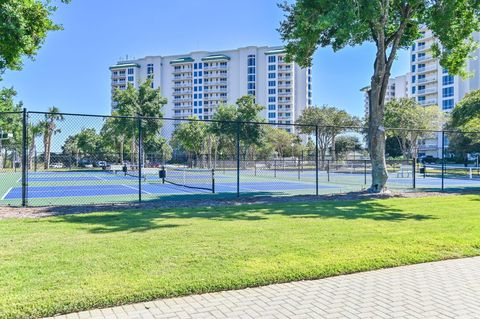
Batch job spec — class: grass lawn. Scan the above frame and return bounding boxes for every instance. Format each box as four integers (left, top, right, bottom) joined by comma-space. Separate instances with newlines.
1, 195, 480, 319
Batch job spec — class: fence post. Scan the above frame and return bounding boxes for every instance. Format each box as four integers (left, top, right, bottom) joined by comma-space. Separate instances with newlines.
364, 159, 367, 185
236, 121, 240, 197
138, 115, 143, 202
21, 108, 27, 207
327, 159, 330, 182
412, 157, 416, 189
315, 125, 319, 196
441, 130, 445, 191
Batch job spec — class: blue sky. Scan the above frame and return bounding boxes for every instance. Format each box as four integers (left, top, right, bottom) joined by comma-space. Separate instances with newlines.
3, 0, 410, 117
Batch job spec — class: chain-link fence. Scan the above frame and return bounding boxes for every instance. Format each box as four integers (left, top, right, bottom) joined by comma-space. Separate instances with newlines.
0, 110, 479, 206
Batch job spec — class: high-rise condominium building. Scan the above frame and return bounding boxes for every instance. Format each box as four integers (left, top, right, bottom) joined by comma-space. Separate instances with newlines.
361, 28, 480, 157
410, 28, 480, 111
109, 46, 313, 133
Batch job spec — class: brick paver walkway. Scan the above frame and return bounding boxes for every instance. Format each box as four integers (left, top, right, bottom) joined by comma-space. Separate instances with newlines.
48, 257, 480, 319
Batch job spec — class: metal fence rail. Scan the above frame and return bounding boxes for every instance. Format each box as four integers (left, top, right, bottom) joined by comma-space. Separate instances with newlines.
0, 109, 479, 207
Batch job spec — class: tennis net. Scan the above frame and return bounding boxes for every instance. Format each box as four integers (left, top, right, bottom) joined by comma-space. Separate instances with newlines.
163, 166, 215, 192
423, 165, 480, 180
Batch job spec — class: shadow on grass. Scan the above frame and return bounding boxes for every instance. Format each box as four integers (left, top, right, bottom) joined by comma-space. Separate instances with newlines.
49, 194, 438, 233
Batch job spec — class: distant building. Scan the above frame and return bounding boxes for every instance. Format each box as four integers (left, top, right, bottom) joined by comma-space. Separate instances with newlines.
109, 46, 312, 133
360, 74, 409, 119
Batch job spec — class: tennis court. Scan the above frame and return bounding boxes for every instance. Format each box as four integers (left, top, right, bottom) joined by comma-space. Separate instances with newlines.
2, 163, 480, 205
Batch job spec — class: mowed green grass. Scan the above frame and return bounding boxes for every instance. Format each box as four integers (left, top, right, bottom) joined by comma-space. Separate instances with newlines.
1, 195, 480, 318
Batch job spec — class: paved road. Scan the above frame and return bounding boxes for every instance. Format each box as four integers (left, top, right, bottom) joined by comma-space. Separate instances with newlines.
47, 257, 480, 319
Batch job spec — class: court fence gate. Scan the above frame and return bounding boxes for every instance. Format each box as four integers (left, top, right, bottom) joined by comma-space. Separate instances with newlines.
0, 109, 479, 207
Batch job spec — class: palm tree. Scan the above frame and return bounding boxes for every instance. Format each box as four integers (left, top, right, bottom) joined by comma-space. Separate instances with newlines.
42, 106, 64, 169
28, 123, 43, 169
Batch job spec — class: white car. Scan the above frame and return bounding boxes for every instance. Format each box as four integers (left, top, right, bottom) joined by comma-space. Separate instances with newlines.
50, 163, 64, 169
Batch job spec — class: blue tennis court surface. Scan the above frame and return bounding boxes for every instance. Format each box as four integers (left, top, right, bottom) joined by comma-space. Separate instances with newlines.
3, 168, 479, 202
3, 181, 328, 200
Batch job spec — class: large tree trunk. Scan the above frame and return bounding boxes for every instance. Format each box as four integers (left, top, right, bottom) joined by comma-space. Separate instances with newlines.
368, 71, 389, 192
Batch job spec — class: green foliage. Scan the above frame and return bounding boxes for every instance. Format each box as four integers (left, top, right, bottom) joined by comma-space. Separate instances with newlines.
385, 136, 406, 159
0, 0, 69, 76
40, 106, 64, 169
171, 119, 209, 159
278, 0, 480, 76
384, 98, 444, 158
210, 96, 265, 151
297, 105, 360, 162
334, 135, 363, 160
262, 126, 297, 158
112, 80, 168, 163
279, 0, 480, 191
451, 89, 480, 132
0, 88, 22, 151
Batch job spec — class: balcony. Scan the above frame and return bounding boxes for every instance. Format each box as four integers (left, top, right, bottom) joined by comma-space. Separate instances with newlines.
203, 65, 227, 71
173, 104, 193, 109
205, 81, 227, 86
417, 55, 434, 62
172, 68, 193, 74
416, 65, 436, 74
278, 91, 292, 96
278, 67, 292, 72
277, 84, 292, 88
203, 88, 227, 93
417, 76, 437, 84
172, 97, 192, 103
204, 96, 227, 101
417, 87, 437, 95
172, 76, 192, 81
418, 98, 437, 106
203, 72, 227, 79
173, 90, 192, 94
278, 76, 292, 81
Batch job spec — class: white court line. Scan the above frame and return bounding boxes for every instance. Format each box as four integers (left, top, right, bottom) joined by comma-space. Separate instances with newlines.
1, 187, 13, 200
82, 172, 107, 181
16, 176, 21, 183
121, 183, 152, 195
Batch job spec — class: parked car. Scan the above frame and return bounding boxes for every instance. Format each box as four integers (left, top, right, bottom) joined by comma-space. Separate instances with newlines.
97, 161, 107, 167
50, 163, 64, 169
420, 155, 437, 164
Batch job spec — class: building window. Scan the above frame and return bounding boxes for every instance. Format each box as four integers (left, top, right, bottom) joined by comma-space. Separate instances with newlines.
411, 75, 416, 83
268, 81, 276, 87
147, 64, 154, 75
268, 104, 276, 110
268, 65, 276, 71
248, 67, 255, 74
248, 55, 256, 66
268, 56, 276, 63
442, 99, 454, 110
268, 88, 276, 94
412, 86, 416, 94
268, 112, 276, 118
128, 76, 134, 82
248, 75, 255, 82
443, 87, 454, 97
418, 96, 425, 102
268, 73, 276, 79
411, 65, 416, 72
248, 83, 255, 90
411, 54, 416, 62
442, 75, 454, 86
128, 68, 134, 75
268, 97, 276, 102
